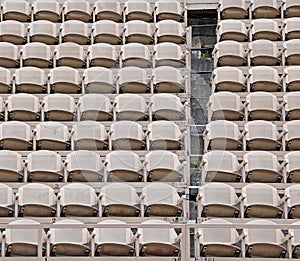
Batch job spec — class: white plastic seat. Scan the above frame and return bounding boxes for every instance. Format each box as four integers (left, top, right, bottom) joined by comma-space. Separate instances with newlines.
78, 94, 112, 121
29, 20, 58, 44
285, 185, 300, 218
285, 66, 300, 91
63, 0, 91, 22
154, 42, 185, 67
244, 220, 287, 258
208, 92, 243, 121
156, 20, 185, 44
0, 121, 31, 150
284, 39, 300, 65
0, 20, 25, 44
15, 67, 47, 93
155, 0, 183, 21
66, 150, 103, 182
93, 0, 122, 22
22, 42, 52, 68
18, 183, 56, 217
50, 219, 90, 256
284, 18, 300, 40
151, 93, 185, 121
100, 183, 140, 217
251, 19, 281, 41
27, 150, 63, 182
0, 150, 22, 182
246, 92, 280, 121
242, 184, 282, 218
249, 40, 280, 66
214, 41, 246, 66
8, 93, 40, 121
219, 0, 248, 19
92, 20, 121, 44
121, 43, 151, 68
118, 67, 149, 93
2, 0, 30, 22
142, 183, 183, 217
115, 94, 147, 121
0, 67, 11, 93
283, 120, 300, 150
49, 66, 81, 93
204, 120, 242, 150
35, 122, 70, 150
0, 183, 13, 216
291, 221, 300, 258
0, 42, 18, 67
251, 0, 279, 18
88, 43, 118, 68
201, 151, 241, 182
61, 20, 89, 45
55, 42, 85, 68
124, 20, 153, 44
217, 20, 248, 42
284, 0, 300, 17
284, 92, 300, 120
59, 183, 98, 217
72, 121, 108, 150
285, 151, 300, 182
124, 0, 152, 21
33, 0, 60, 22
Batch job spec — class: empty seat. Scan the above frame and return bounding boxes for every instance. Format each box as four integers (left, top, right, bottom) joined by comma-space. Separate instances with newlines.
285, 151, 300, 182
246, 92, 280, 120
0, 20, 25, 44
110, 121, 145, 150
156, 20, 185, 44
121, 43, 151, 68
201, 151, 241, 182
0, 183, 13, 216
155, 0, 183, 21
251, 19, 281, 41
61, 20, 89, 45
59, 183, 98, 217
18, 183, 56, 217
284, 18, 300, 40
42, 94, 75, 121
217, 20, 248, 42
143, 183, 182, 217
115, 94, 147, 121
208, 92, 243, 121
214, 41, 245, 66
87, 43, 118, 68
7, 93, 40, 121
0, 42, 18, 67
21, 42, 52, 68
93, 0, 121, 22
66, 150, 103, 182
219, 0, 248, 19
251, 0, 279, 18
242, 184, 282, 218
49, 66, 81, 93
124, 20, 153, 44
29, 20, 58, 44
284, 0, 300, 18
290, 221, 300, 258
284, 39, 300, 65
285, 66, 300, 91
0, 150, 23, 182
78, 94, 112, 121
0, 67, 12, 93
72, 121, 108, 150
285, 185, 300, 218
124, 0, 151, 21
204, 120, 242, 150
50, 219, 90, 256
62, 0, 91, 22
249, 40, 280, 66
284, 92, 300, 120
100, 183, 140, 217
27, 150, 63, 182
283, 120, 300, 150
55, 42, 85, 68
2, 0, 30, 22
33, 0, 60, 22
154, 42, 185, 67
35, 122, 70, 150
15, 67, 47, 93
91, 20, 121, 44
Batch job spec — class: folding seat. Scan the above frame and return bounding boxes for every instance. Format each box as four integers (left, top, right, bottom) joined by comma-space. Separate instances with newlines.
249, 66, 281, 92
72, 121, 108, 150
283, 120, 300, 150
62, 0, 91, 22
0, 183, 13, 216
54, 42, 86, 68
110, 121, 145, 150
285, 66, 300, 91
251, 19, 281, 41
0, 150, 23, 182
208, 92, 243, 121
93, 220, 135, 256
283, 0, 300, 18
145, 150, 183, 182
211, 67, 246, 92
27, 150, 63, 182
66, 150, 103, 182
7, 93, 40, 121
152, 66, 185, 93
148, 121, 183, 150
4, 219, 46, 256
124, 0, 152, 21
114, 94, 147, 121
91, 20, 121, 45
0, 97, 5, 120
2, 0, 30, 22
217, 20, 248, 42
291, 221, 300, 258
0, 67, 12, 93
59, 183, 98, 217
29, 20, 58, 45
244, 151, 282, 183
285, 151, 300, 182
156, 20, 185, 44
0, 121, 32, 150
49, 66, 81, 93
100, 183, 140, 217
35, 122, 70, 150
155, 0, 183, 21
154, 42, 185, 67
150, 93, 185, 121
197, 219, 241, 257
61, 20, 89, 45
219, 0, 248, 19
87, 43, 118, 68
0, 42, 18, 68
137, 220, 180, 256
284, 39, 300, 65
33, 0, 60, 22
83, 67, 115, 94
21, 42, 52, 68
285, 185, 300, 218
242, 184, 283, 218
0, 20, 25, 44
246, 92, 281, 121
78, 94, 112, 121
249, 40, 280, 66
49, 219, 90, 256
282, 92, 300, 120
17, 183, 56, 217
93, 0, 122, 22
121, 43, 151, 68
142, 183, 183, 217
42, 94, 75, 121
251, 0, 279, 18
124, 20, 153, 44
244, 220, 287, 258
213, 41, 246, 67
204, 120, 242, 150
201, 151, 241, 182
283, 18, 300, 40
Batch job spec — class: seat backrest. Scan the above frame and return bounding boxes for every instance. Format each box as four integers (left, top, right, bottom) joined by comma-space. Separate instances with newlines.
105, 150, 142, 172
66, 150, 103, 172
245, 120, 278, 140
111, 121, 144, 140
208, 91, 241, 111
202, 151, 239, 172
205, 120, 240, 140
118, 66, 148, 85
0, 121, 31, 140
83, 67, 114, 85
145, 150, 181, 172
8, 93, 39, 113
43, 93, 75, 112
0, 150, 22, 172
0, 183, 13, 206
115, 94, 147, 113
73, 121, 107, 141
27, 150, 62, 173
246, 92, 279, 111
79, 94, 111, 112
244, 151, 279, 172
148, 121, 181, 140
15, 67, 46, 86
36, 122, 69, 142
49, 66, 80, 85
